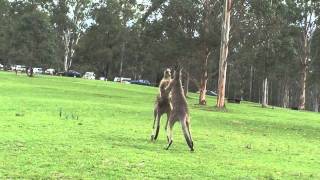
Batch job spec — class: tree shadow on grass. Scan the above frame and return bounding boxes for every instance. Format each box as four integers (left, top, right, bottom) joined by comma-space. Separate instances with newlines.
97, 134, 193, 154
192, 104, 230, 113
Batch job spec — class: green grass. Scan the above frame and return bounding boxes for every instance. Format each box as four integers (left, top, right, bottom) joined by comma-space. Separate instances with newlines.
0, 71, 319, 179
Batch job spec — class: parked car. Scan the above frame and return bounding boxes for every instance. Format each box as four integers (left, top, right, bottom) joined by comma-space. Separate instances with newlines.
45, 68, 55, 75
227, 98, 241, 104
58, 70, 81, 78
206, 90, 217, 96
83, 72, 95, 80
114, 77, 131, 84
15, 65, 26, 72
196, 90, 217, 96
33, 68, 43, 74
67, 70, 81, 78
99, 77, 107, 81
130, 79, 151, 86
0, 64, 3, 70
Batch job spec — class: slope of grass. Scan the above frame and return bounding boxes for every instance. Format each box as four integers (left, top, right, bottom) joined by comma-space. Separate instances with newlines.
0, 71, 319, 179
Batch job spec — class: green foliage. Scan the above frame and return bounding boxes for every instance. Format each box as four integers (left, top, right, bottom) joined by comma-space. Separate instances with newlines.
0, 0, 58, 67
75, 0, 127, 76
310, 28, 320, 84
0, 0, 11, 62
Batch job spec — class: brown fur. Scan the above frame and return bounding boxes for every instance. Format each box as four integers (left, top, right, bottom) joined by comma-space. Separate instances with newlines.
151, 68, 172, 141
164, 68, 194, 151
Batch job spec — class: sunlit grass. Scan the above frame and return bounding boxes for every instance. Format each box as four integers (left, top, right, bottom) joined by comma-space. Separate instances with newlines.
0, 71, 319, 179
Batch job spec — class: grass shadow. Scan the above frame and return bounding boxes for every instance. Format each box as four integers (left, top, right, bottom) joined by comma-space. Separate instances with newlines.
192, 104, 230, 113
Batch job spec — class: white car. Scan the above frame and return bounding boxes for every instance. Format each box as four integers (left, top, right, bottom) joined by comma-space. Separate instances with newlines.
99, 77, 107, 81
33, 68, 43, 74
0, 64, 3, 70
15, 65, 26, 72
45, 68, 55, 75
114, 77, 131, 83
11, 65, 15, 71
83, 72, 95, 80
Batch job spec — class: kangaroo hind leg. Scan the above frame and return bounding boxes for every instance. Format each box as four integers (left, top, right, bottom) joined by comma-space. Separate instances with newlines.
181, 116, 194, 151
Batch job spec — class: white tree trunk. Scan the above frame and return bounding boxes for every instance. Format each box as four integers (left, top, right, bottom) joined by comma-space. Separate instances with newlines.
314, 96, 319, 112
313, 86, 319, 112
62, 31, 81, 71
216, 0, 232, 108
262, 77, 268, 108
298, 62, 307, 110
63, 29, 71, 71
249, 66, 254, 101
283, 82, 290, 108
119, 42, 125, 77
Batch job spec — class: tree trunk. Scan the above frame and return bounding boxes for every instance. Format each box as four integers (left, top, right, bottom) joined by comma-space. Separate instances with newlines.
269, 80, 272, 105
262, 77, 268, 108
199, 55, 208, 105
298, 63, 307, 110
227, 64, 232, 98
103, 63, 108, 81
184, 71, 190, 97
216, 0, 232, 108
282, 81, 290, 108
249, 66, 254, 101
199, 0, 210, 105
119, 42, 125, 77
63, 28, 80, 71
298, 12, 311, 110
64, 52, 69, 71
63, 30, 71, 71
314, 98, 319, 112
313, 86, 319, 112
258, 86, 261, 104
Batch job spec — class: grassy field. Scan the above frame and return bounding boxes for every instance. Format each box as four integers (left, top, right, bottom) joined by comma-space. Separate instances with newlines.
0, 71, 319, 179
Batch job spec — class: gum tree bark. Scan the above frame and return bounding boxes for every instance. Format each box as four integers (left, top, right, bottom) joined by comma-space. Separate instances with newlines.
216, 0, 232, 108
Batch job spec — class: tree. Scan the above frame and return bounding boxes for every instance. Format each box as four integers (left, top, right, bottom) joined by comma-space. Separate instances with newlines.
198, 0, 210, 105
286, 0, 320, 110
216, 0, 232, 108
0, 0, 11, 64
52, 0, 91, 71
2, 0, 58, 76
75, 0, 134, 79
310, 28, 320, 111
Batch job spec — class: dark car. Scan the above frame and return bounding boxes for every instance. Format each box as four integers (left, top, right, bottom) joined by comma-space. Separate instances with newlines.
206, 90, 217, 96
130, 79, 151, 86
58, 70, 81, 78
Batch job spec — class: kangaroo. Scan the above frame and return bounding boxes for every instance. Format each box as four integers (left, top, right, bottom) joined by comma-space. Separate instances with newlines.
165, 67, 194, 151
151, 68, 172, 141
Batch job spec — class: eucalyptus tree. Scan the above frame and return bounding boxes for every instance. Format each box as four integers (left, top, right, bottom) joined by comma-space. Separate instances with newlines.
75, 0, 123, 78
285, 0, 320, 110
51, 0, 92, 71
309, 27, 320, 111
0, 0, 11, 64
2, 0, 57, 76
216, 0, 232, 108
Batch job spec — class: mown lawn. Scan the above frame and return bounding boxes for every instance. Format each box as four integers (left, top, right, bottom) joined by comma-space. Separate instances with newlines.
0, 71, 319, 179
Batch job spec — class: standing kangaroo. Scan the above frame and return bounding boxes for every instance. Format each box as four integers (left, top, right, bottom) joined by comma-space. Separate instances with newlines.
165, 67, 194, 151
151, 68, 172, 141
